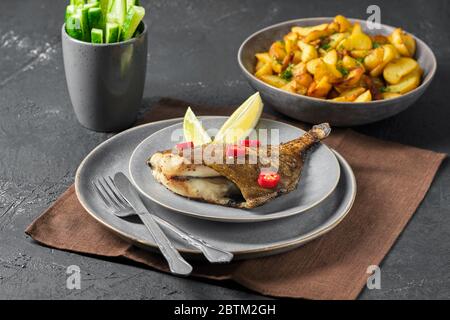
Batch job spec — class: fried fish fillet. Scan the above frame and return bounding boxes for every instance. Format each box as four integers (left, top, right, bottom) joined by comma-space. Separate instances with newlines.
148, 123, 331, 208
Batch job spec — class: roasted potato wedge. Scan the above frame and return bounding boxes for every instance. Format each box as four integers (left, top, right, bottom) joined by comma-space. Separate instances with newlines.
389, 28, 416, 57
369, 44, 398, 77
385, 67, 422, 94
255, 62, 273, 78
354, 89, 372, 102
292, 23, 328, 37
305, 57, 342, 83
364, 47, 384, 70
334, 15, 352, 32
349, 50, 370, 59
323, 49, 338, 65
332, 87, 366, 101
295, 73, 313, 88
308, 76, 332, 98
337, 67, 365, 88
340, 23, 372, 50
269, 41, 286, 61
292, 62, 307, 76
292, 50, 302, 64
383, 57, 419, 84
298, 41, 318, 62
255, 60, 265, 71
306, 58, 322, 74
280, 80, 297, 93
271, 60, 283, 73
382, 92, 402, 99
328, 32, 349, 48
343, 55, 365, 71
259, 74, 288, 88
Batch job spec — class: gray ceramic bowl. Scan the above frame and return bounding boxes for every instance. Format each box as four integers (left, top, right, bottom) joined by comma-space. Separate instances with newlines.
238, 17, 437, 126
62, 22, 147, 132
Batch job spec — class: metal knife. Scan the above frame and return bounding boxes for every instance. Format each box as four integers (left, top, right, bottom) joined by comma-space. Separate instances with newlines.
114, 172, 193, 276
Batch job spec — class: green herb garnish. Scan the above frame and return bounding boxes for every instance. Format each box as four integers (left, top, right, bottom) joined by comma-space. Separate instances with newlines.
337, 66, 349, 76
320, 43, 331, 50
280, 64, 294, 81
373, 42, 381, 48
379, 86, 388, 93
356, 57, 365, 64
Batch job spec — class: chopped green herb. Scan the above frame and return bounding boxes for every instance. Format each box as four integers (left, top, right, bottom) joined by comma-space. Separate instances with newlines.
320, 43, 331, 50
280, 64, 294, 81
379, 86, 388, 93
373, 42, 380, 48
356, 57, 365, 64
337, 66, 349, 76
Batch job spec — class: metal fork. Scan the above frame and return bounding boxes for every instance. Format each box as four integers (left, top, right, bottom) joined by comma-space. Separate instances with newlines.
92, 176, 233, 264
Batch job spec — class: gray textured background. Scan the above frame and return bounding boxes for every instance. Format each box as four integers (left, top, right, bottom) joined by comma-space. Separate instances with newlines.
0, 0, 449, 299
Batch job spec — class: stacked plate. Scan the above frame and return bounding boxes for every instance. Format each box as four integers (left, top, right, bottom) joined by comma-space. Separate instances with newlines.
75, 117, 356, 260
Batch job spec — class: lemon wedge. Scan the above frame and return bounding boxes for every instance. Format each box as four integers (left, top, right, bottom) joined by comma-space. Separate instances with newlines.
214, 92, 263, 144
183, 107, 212, 146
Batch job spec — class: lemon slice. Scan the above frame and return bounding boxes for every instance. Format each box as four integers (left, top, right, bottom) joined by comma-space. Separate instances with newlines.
183, 107, 212, 146
214, 92, 263, 144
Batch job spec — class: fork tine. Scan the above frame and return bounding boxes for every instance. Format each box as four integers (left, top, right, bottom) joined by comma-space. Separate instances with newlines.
107, 176, 130, 204
104, 176, 129, 207
92, 181, 112, 208
97, 178, 122, 210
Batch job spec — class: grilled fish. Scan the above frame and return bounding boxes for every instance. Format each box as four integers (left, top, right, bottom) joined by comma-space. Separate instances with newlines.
148, 123, 331, 209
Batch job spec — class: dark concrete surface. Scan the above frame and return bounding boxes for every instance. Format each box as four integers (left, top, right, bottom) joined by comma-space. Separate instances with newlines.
0, 0, 449, 299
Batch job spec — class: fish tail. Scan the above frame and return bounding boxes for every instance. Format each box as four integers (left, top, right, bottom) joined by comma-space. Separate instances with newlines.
310, 123, 331, 141
282, 123, 331, 154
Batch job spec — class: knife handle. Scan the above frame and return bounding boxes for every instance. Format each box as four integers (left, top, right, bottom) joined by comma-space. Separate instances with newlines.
152, 215, 233, 263
139, 213, 193, 276
183, 233, 234, 263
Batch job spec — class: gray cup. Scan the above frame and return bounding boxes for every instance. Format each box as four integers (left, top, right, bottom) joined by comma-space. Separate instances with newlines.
62, 23, 148, 132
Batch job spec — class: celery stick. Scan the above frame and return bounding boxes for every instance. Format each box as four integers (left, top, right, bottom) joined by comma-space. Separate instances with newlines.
99, 0, 109, 27
88, 7, 102, 30
65, 5, 76, 22
84, 2, 100, 10
121, 5, 145, 41
110, 0, 127, 25
108, 0, 115, 12
77, 7, 91, 42
126, 0, 139, 8
66, 14, 83, 40
91, 28, 104, 43
105, 22, 120, 43
72, 0, 86, 6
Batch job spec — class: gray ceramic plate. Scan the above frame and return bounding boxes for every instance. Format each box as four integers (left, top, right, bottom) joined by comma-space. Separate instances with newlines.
238, 17, 437, 126
75, 118, 356, 260
129, 117, 340, 222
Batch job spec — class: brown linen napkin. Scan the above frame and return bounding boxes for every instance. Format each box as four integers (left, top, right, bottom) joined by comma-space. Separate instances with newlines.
26, 99, 446, 299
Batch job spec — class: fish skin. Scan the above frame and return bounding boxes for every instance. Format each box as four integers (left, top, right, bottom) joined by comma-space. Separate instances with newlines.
148, 123, 331, 209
